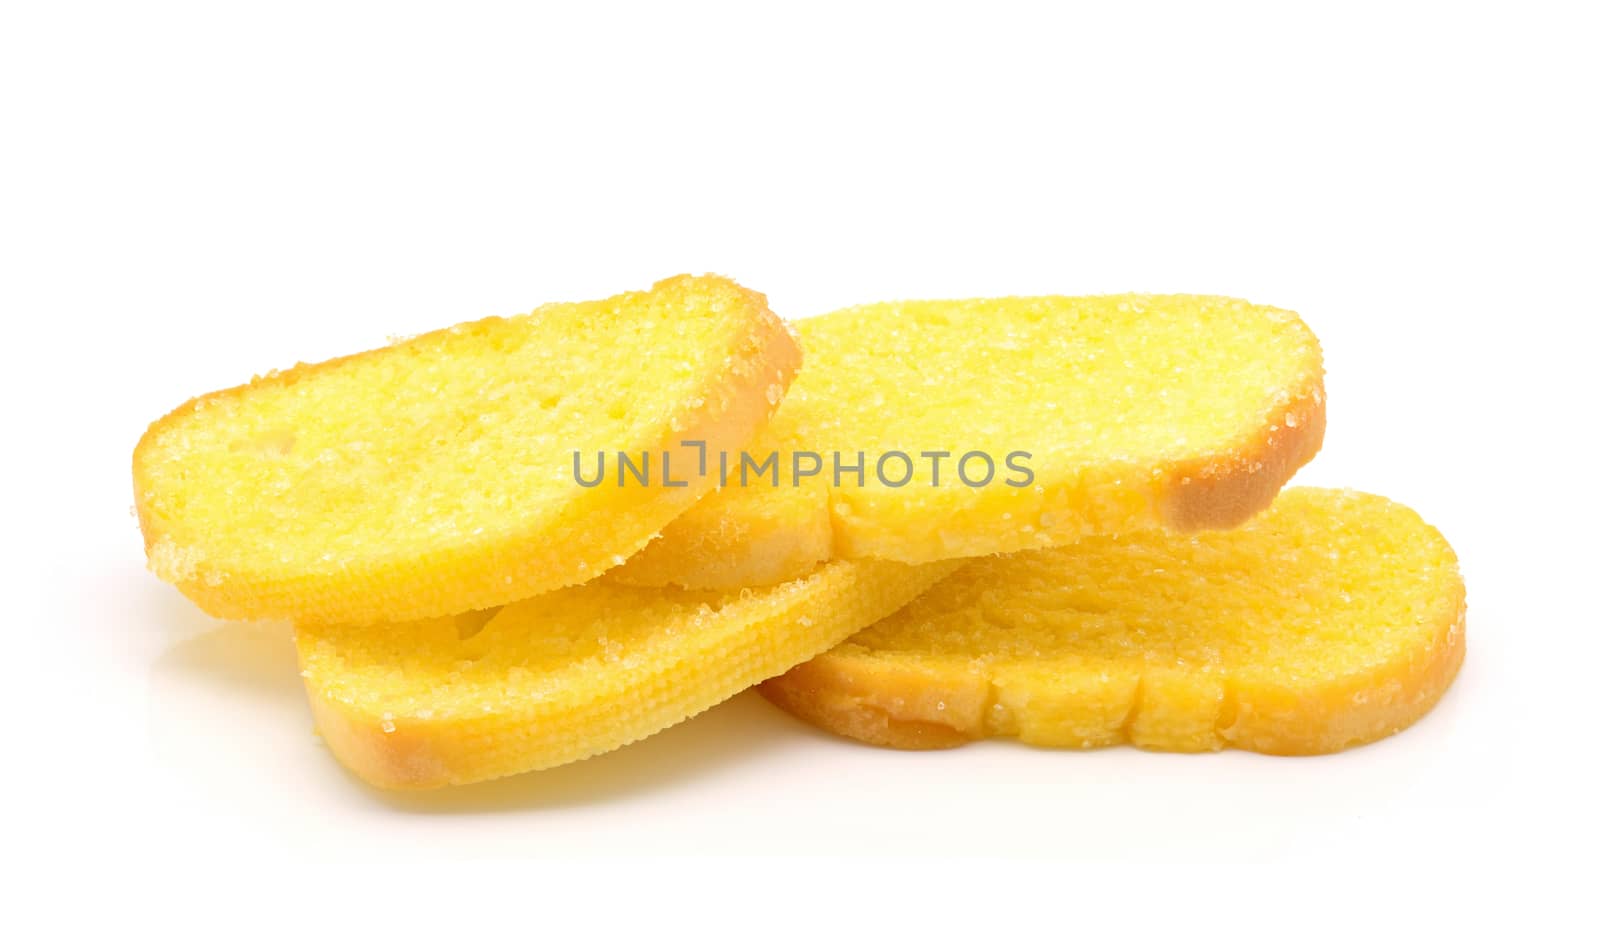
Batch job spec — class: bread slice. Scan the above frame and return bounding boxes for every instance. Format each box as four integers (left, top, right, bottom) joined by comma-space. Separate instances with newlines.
613, 293, 1325, 589
760, 488, 1465, 755
134, 275, 800, 624
296, 558, 957, 788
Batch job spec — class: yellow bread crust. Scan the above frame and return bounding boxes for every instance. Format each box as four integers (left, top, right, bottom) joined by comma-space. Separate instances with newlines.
297, 558, 958, 789
135, 275, 800, 624
760, 488, 1465, 755
1160, 383, 1326, 531
616, 294, 1324, 589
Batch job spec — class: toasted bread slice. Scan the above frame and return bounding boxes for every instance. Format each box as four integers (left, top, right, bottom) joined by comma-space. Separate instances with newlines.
760, 488, 1465, 755
134, 275, 800, 624
613, 293, 1324, 589
296, 559, 956, 788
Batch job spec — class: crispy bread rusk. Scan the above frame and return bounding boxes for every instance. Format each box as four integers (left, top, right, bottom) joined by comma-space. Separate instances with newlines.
135, 275, 799, 624
297, 559, 956, 788
615, 293, 1324, 589
761, 488, 1465, 755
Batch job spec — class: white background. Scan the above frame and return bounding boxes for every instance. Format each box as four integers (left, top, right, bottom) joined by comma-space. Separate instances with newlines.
4, 0, 1595, 921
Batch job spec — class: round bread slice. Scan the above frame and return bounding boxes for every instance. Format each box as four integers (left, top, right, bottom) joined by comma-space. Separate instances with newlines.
134, 275, 800, 624
297, 558, 957, 789
613, 293, 1325, 589
760, 488, 1465, 755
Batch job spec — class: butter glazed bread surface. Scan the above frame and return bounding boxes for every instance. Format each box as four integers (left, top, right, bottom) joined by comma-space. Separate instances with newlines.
760, 488, 1465, 755
297, 558, 956, 788
614, 293, 1325, 589
134, 275, 799, 624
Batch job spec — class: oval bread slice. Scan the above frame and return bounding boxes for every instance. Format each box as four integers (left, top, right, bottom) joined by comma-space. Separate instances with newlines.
297, 558, 957, 788
760, 488, 1465, 755
613, 293, 1325, 589
134, 275, 800, 624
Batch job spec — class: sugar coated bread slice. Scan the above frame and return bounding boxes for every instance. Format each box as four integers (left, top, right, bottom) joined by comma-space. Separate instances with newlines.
613, 293, 1324, 589
134, 275, 800, 624
760, 488, 1465, 755
297, 558, 956, 788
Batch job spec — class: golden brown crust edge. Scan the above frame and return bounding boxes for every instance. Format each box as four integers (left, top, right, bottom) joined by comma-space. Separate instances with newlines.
759, 653, 986, 750
305, 688, 455, 790
1158, 376, 1326, 532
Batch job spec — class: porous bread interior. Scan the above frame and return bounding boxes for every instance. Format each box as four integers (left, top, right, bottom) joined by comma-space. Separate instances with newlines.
762, 488, 1466, 755
297, 557, 956, 788
135, 274, 797, 623
616, 293, 1324, 586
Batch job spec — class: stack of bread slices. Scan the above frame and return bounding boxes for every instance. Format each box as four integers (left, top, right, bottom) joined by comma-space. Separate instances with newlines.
134, 275, 1465, 789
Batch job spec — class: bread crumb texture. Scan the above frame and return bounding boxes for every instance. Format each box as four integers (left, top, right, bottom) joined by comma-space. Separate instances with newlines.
134, 274, 800, 624
616, 293, 1324, 588
297, 558, 956, 788
761, 488, 1465, 755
